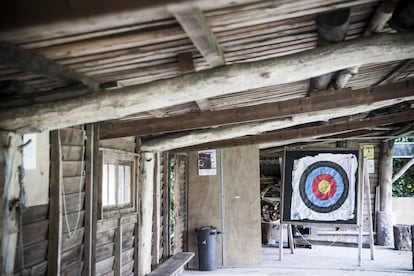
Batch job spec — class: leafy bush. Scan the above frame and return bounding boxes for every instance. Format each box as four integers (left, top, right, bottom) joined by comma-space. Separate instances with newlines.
392, 138, 414, 197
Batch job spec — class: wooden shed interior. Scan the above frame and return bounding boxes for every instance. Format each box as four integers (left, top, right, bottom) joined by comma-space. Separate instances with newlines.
1, 0, 414, 275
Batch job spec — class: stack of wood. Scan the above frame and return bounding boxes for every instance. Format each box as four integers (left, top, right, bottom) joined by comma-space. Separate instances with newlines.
260, 176, 281, 222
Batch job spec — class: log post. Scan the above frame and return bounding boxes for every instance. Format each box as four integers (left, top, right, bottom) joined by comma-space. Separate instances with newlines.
138, 152, 155, 276
377, 140, 394, 246
0, 132, 21, 275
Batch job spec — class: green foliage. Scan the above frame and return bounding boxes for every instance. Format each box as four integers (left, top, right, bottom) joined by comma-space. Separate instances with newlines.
392, 158, 414, 197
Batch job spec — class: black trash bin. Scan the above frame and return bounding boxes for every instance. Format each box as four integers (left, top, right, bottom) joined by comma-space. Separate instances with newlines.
195, 226, 220, 271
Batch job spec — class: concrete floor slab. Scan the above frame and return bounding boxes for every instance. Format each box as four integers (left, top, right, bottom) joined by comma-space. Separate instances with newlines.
183, 245, 412, 276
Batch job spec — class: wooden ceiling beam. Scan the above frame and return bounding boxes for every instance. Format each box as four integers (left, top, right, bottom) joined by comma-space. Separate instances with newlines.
173, 8, 224, 67
173, 110, 414, 152
100, 80, 414, 139
0, 41, 100, 92
177, 52, 211, 112
1, 33, 414, 134
330, 0, 396, 89
309, 8, 350, 92
141, 94, 414, 152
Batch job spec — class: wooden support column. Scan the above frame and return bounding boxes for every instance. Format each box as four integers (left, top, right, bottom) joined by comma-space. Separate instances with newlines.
162, 153, 170, 260
115, 218, 123, 276
377, 140, 394, 246
138, 152, 155, 276
84, 124, 98, 276
310, 8, 350, 92
0, 132, 21, 275
152, 153, 162, 268
48, 130, 62, 275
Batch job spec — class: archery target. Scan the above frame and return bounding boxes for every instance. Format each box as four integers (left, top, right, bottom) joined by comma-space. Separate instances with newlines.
290, 153, 358, 222
299, 161, 349, 213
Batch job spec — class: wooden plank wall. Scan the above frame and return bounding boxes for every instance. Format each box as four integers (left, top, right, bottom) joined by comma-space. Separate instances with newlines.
96, 137, 138, 276
14, 204, 49, 275
59, 127, 87, 275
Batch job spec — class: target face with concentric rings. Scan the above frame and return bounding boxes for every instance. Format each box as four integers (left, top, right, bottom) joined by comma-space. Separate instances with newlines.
299, 161, 349, 213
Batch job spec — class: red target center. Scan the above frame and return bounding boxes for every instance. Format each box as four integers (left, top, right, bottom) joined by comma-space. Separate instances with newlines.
311, 174, 337, 200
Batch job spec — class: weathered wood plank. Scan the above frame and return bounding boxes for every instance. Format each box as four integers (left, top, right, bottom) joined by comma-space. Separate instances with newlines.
62, 192, 85, 213
121, 259, 135, 275
97, 229, 116, 246
100, 79, 414, 139
96, 256, 115, 275
48, 130, 62, 276
61, 227, 84, 251
61, 245, 84, 272
62, 211, 85, 234
15, 240, 48, 269
2, 33, 414, 134
96, 243, 115, 262
61, 261, 84, 276
63, 176, 85, 194
22, 204, 48, 225
22, 220, 49, 247
99, 138, 136, 153
19, 260, 48, 276
148, 252, 194, 276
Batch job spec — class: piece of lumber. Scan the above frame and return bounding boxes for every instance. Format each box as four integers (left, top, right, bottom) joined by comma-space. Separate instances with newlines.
174, 110, 414, 152
331, 0, 396, 89
100, 79, 414, 139
141, 93, 414, 152
177, 52, 211, 112
148, 252, 194, 276
174, 9, 224, 67
1, 33, 414, 134
47, 130, 62, 276
392, 157, 414, 184
310, 8, 350, 92
0, 41, 100, 92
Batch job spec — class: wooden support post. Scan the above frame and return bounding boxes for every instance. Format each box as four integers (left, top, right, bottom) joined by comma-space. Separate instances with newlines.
363, 158, 375, 260
288, 224, 295, 254
377, 140, 394, 246
84, 124, 94, 276
162, 153, 170, 260
138, 152, 155, 276
152, 153, 162, 267
0, 132, 21, 275
278, 223, 283, 261
115, 218, 123, 276
411, 225, 414, 271
48, 130, 62, 275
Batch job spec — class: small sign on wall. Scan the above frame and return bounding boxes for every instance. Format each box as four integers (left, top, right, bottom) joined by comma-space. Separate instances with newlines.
198, 150, 217, 176
363, 145, 375, 174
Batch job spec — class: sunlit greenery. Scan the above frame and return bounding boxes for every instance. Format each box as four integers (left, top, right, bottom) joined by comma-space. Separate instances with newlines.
392, 137, 414, 197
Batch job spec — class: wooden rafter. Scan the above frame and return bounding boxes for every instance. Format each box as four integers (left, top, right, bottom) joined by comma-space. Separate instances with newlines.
330, 0, 396, 89
99, 80, 414, 139
174, 110, 414, 151
1, 33, 414, 133
0, 41, 100, 92
173, 8, 224, 67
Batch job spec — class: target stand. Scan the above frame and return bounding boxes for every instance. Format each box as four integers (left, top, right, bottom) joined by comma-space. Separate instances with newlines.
280, 148, 375, 266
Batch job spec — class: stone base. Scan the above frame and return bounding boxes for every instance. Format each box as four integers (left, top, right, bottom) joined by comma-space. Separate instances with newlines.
376, 211, 393, 246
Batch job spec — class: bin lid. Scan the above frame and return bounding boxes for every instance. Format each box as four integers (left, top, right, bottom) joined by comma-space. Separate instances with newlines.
195, 226, 216, 232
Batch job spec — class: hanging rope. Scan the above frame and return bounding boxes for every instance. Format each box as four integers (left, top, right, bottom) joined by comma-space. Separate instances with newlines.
59, 127, 86, 239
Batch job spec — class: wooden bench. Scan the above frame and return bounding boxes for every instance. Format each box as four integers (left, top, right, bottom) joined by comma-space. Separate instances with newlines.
148, 252, 195, 276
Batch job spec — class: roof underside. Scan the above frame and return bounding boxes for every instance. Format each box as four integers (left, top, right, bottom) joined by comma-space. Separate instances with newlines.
0, 0, 413, 153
